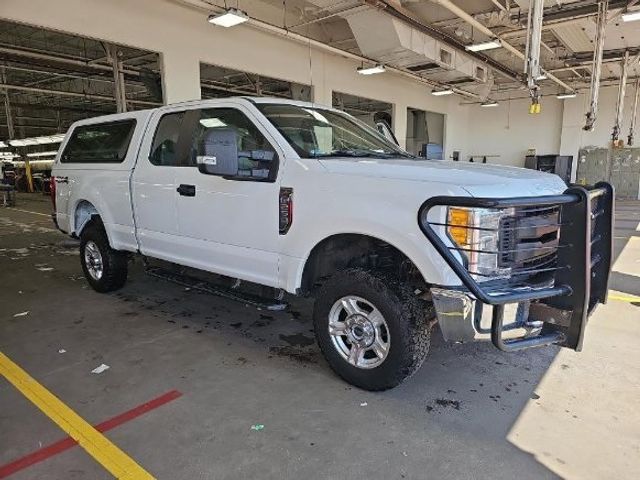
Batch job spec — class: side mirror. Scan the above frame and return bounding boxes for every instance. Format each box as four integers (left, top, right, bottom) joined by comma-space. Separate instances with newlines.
375, 120, 399, 146
197, 128, 239, 176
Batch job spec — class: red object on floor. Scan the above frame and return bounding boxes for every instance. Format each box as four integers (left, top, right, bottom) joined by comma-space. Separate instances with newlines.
0, 389, 182, 478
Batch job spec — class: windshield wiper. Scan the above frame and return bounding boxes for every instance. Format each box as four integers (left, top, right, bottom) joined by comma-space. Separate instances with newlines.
314, 149, 410, 159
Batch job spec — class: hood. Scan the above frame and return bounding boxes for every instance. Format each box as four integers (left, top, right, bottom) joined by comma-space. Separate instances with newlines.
317, 158, 567, 197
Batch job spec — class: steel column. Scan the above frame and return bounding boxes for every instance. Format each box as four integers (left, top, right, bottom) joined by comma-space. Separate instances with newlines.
107, 44, 127, 113
525, 0, 545, 111
612, 50, 629, 143
628, 79, 640, 146
0, 66, 14, 139
584, 1, 609, 132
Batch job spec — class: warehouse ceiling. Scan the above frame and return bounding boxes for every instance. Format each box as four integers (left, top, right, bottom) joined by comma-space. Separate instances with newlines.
2, 0, 640, 151
0, 20, 163, 145
229, 0, 640, 98
200, 63, 312, 100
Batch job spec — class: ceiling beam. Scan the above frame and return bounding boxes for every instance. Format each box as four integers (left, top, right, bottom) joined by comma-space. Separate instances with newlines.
564, 47, 640, 66
513, 0, 628, 23
0, 83, 160, 106
426, 0, 573, 91
0, 46, 147, 79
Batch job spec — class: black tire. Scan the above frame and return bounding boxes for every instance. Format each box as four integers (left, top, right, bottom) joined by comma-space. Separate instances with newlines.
79, 221, 128, 293
313, 268, 431, 391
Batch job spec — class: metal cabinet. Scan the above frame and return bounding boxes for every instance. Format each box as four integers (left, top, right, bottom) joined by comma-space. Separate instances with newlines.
525, 155, 573, 183
577, 147, 640, 199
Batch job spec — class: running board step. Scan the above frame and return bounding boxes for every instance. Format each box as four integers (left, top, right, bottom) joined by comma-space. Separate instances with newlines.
145, 266, 287, 311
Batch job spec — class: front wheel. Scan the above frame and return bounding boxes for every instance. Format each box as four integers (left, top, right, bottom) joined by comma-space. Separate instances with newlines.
313, 269, 431, 391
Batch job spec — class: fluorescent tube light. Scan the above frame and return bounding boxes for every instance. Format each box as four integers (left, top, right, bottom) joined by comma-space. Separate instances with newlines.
557, 92, 577, 99
480, 101, 499, 107
26, 150, 58, 158
208, 8, 249, 27
357, 64, 386, 75
465, 39, 502, 52
432, 88, 454, 96
622, 10, 640, 22
8, 134, 65, 147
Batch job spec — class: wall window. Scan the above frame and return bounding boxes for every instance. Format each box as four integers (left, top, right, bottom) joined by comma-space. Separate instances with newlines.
61, 120, 136, 163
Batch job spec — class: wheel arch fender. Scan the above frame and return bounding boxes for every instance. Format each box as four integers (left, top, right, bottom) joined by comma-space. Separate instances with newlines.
296, 231, 442, 294
72, 200, 113, 246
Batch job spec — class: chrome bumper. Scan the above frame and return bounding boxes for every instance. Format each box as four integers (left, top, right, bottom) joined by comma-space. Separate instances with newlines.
431, 288, 541, 343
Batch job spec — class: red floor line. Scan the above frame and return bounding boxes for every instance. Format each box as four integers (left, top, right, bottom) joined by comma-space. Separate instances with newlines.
0, 389, 182, 479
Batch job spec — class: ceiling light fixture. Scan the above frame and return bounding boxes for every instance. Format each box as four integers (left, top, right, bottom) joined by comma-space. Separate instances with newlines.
621, 10, 640, 22
480, 100, 499, 107
9, 139, 35, 147
357, 64, 386, 75
208, 8, 249, 27
557, 92, 577, 99
8, 134, 65, 147
26, 150, 59, 158
432, 88, 454, 96
465, 39, 502, 52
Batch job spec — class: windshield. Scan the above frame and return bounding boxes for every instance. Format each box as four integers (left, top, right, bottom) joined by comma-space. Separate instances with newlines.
256, 104, 414, 159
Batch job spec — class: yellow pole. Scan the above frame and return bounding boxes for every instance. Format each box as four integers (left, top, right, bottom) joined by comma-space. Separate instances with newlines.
24, 158, 34, 193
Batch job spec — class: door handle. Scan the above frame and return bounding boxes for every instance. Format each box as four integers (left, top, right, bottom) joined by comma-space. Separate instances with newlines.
177, 184, 196, 197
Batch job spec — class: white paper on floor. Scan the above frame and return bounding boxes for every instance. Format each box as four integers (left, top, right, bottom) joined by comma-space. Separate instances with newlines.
13, 311, 29, 317
91, 363, 110, 374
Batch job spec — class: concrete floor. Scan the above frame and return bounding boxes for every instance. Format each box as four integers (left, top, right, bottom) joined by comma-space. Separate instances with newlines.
1, 193, 639, 480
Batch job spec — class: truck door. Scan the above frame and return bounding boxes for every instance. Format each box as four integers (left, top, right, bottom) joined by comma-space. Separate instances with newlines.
172, 104, 282, 288
130, 111, 182, 260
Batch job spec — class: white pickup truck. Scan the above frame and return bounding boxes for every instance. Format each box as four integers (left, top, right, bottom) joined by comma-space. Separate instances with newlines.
52, 97, 614, 390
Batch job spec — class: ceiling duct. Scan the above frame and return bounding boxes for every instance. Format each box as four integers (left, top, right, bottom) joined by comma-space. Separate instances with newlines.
341, 8, 492, 87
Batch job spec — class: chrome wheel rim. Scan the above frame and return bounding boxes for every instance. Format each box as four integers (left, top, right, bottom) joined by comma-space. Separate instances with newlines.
328, 295, 390, 369
84, 241, 104, 281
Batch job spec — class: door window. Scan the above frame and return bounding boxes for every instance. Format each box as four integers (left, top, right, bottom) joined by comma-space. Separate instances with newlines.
149, 112, 185, 166
149, 107, 278, 180
188, 108, 278, 181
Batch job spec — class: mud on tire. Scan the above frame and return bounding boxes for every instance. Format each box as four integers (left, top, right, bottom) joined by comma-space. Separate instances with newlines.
313, 268, 431, 391
79, 221, 128, 293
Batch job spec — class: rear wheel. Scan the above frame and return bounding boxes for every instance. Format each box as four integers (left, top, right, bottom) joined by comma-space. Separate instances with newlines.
313, 268, 431, 391
80, 222, 128, 293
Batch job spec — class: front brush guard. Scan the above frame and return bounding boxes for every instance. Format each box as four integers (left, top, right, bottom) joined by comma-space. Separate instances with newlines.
418, 182, 614, 352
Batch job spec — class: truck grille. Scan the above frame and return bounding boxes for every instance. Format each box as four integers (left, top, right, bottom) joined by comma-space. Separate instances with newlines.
499, 206, 561, 279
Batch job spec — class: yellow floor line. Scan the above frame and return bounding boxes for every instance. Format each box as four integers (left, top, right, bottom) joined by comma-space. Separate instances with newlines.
608, 293, 640, 303
6, 208, 51, 217
0, 351, 154, 479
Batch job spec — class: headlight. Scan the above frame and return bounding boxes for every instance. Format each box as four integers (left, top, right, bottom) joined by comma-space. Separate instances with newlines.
447, 207, 513, 281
